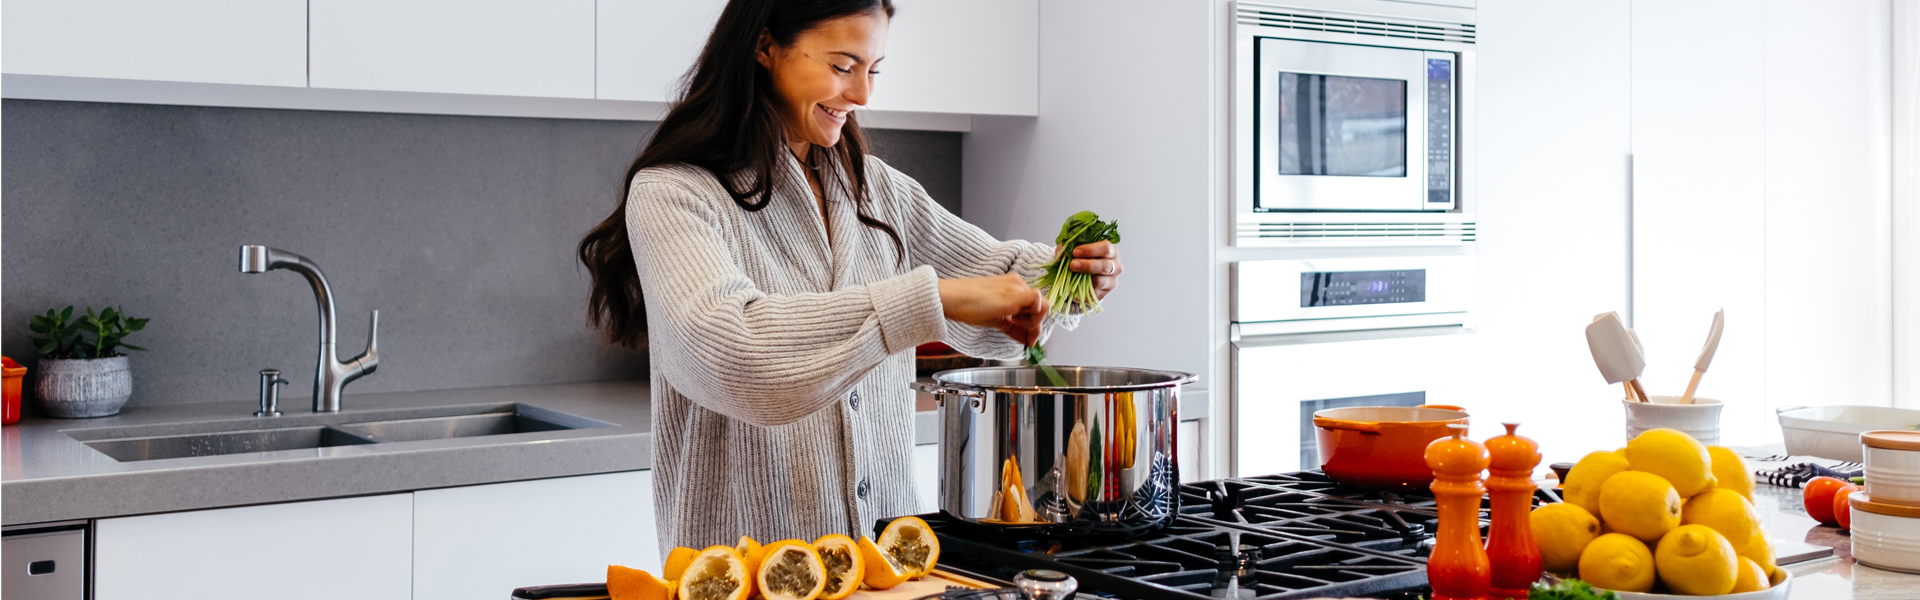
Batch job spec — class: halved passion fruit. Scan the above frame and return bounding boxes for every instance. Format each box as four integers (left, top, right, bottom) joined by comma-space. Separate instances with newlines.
756, 540, 828, 600
733, 536, 765, 599
663, 546, 699, 581
876, 516, 941, 579
857, 535, 911, 590
812, 534, 865, 600
676, 545, 750, 600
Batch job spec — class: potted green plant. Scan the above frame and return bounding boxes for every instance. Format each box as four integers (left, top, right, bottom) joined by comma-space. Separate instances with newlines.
27, 306, 148, 418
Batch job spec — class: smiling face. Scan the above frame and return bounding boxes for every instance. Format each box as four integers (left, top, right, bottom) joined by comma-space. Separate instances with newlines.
757, 11, 888, 155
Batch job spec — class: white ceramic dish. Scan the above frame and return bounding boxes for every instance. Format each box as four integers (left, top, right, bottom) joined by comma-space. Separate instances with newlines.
1625, 397, 1723, 445
1608, 569, 1792, 600
1853, 491, 1920, 574
1776, 405, 1920, 462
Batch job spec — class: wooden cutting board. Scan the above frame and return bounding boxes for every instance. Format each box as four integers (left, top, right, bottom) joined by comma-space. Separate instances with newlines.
513, 569, 994, 600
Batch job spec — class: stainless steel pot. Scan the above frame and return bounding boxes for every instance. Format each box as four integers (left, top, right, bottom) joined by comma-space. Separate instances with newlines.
916, 366, 1196, 538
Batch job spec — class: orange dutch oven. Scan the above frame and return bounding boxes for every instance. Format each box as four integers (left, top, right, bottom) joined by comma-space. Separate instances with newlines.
1312, 404, 1470, 489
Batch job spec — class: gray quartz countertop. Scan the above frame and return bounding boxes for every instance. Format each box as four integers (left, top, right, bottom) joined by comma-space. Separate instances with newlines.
2, 381, 656, 526
4, 380, 951, 527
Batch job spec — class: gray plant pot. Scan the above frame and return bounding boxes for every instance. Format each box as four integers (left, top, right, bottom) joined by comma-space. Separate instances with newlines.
34, 356, 133, 418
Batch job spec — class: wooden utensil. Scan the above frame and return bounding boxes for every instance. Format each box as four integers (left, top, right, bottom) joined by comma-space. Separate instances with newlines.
1586, 311, 1650, 402
1678, 308, 1724, 405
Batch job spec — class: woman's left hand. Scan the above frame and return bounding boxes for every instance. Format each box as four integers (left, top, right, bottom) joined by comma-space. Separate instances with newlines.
1069, 241, 1122, 300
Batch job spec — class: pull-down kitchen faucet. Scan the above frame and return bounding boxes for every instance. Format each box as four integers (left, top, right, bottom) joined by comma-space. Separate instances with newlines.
239, 245, 379, 412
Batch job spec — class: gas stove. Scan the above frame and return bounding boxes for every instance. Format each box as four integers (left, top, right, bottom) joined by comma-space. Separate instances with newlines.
905, 470, 1564, 600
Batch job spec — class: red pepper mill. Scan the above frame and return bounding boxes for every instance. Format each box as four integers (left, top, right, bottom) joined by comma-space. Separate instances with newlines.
1485, 422, 1543, 599
1426, 422, 1490, 600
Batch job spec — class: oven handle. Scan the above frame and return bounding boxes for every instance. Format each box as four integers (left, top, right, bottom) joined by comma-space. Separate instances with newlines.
1232, 319, 1472, 348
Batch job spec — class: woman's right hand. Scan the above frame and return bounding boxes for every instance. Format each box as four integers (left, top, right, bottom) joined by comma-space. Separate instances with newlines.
937, 274, 1050, 346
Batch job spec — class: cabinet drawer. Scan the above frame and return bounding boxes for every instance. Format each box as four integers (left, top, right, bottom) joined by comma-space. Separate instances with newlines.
2, 527, 85, 600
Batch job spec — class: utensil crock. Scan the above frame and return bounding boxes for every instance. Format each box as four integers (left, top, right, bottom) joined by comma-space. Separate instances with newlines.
1312, 404, 1470, 489
919, 365, 1194, 539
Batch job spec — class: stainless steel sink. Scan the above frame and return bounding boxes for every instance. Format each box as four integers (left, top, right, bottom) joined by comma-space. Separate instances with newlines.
70, 403, 616, 462
82, 426, 377, 462
335, 412, 572, 443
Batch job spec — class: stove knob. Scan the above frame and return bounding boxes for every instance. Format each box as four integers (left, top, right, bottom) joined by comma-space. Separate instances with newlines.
1014, 569, 1077, 600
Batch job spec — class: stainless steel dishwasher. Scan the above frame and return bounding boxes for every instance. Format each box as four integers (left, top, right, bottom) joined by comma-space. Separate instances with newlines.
3, 521, 87, 599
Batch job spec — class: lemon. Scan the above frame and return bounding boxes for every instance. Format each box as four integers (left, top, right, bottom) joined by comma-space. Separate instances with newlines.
1598, 470, 1682, 542
1563, 450, 1632, 515
1709, 446, 1755, 501
1682, 488, 1762, 549
1655, 524, 1739, 595
1739, 531, 1779, 579
1732, 556, 1770, 593
1614, 447, 1628, 458
1626, 428, 1717, 497
1579, 533, 1656, 593
1532, 503, 1603, 575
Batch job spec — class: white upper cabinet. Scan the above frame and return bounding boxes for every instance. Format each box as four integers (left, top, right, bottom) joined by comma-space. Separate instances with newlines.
596, 0, 727, 103
872, 0, 1036, 115
594, 0, 1037, 115
310, 0, 597, 98
94, 493, 413, 600
1, 0, 306, 87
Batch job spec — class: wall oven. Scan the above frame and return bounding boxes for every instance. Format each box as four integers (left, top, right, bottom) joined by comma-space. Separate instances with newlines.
1230, 254, 1479, 477
1233, 2, 1478, 246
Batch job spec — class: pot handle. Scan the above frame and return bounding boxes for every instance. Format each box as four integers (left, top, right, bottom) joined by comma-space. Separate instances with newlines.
1312, 417, 1382, 434
913, 382, 987, 413
1418, 404, 1467, 412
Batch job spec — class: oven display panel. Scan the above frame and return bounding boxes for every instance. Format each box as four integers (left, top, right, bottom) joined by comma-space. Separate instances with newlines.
1300, 269, 1426, 306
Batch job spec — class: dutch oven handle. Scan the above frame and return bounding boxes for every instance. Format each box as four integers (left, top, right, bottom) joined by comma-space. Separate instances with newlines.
1312, 416, 1382, 434
913, 381, 987, 413
1419, 404, 1467, 412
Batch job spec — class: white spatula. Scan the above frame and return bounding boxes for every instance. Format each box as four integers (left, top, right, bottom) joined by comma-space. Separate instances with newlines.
1587, 311, 1650, 402
1678, 309, 1725, 405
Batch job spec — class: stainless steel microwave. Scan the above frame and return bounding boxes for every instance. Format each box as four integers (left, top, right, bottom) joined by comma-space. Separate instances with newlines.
1233, 2, 1477, 245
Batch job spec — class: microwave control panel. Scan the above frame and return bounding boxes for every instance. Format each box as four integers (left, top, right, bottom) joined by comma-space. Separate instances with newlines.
1300, 269, 1427, 307
1425, 55, 1454, 206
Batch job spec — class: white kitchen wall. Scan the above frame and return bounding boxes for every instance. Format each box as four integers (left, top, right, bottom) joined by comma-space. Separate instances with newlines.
1468, 0, 1635, 463
1631, 0, 1894, 448
960, 2, 1215, 379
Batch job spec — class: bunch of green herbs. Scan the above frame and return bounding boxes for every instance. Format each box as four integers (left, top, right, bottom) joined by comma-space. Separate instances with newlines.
1022, 211, 1121, 387
1529, 578, 1619, 600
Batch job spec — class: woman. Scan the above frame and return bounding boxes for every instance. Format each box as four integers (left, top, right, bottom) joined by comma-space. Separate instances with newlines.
578, 0, 1121, 552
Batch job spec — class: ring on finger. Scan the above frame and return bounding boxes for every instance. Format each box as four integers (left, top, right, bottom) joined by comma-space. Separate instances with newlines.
1106, 263, 1116, 275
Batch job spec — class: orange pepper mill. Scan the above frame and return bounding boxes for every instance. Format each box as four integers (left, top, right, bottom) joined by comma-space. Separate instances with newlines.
1485, 422, 1542, 599
1426, 422, 1489, 600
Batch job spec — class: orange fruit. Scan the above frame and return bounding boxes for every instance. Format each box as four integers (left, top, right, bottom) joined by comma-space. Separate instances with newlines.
857, 535, 911, 590
757, 540, 828, 600
677, 545, 750, 600
812, 534, 864, 600
876, 516, 941, 578
664, 546, 699, 580
609, 565, 676, 600
733, 536, 765, 598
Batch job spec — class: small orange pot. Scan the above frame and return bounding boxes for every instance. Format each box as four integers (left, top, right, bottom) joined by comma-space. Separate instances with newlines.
1312, 404, 1470, 489
2, 357, 25, 425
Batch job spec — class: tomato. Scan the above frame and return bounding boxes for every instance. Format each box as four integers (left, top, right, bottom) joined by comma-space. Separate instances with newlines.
1804, 476, 1849, 525
1835, 484, 1862, 530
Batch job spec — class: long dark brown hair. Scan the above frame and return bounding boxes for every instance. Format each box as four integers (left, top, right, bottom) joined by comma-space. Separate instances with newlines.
579, 0, 901, 349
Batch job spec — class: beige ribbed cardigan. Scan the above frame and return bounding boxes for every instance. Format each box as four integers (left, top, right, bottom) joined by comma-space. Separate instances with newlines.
625, 152, 1073, 553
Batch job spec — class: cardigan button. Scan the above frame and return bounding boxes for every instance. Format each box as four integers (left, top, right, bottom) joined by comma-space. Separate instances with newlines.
849, 390, 861, 410
856, 478, 870, 500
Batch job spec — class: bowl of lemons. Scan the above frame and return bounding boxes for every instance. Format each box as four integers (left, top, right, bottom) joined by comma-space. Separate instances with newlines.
1533, 428, 1792, 598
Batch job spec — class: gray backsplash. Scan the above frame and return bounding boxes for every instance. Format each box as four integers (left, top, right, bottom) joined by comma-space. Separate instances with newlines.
2, 99, 961, 411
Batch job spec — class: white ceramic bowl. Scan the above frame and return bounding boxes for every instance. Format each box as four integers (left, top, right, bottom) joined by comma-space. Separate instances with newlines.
1776, 405, 1920, 462
1608, 569, 1793, 600
1863, 431, 1920, 507
1625, 397, 1723, 446
1852, 492, 1920, 574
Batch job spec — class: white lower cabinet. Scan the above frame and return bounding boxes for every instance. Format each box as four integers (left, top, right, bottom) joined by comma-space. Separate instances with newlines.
413, 471, 656, 599
91, 471, 657, 598
94, 493, 414, 600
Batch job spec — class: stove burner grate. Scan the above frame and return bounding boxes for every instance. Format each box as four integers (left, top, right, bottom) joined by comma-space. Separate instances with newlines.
895, 513, 1429, 600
